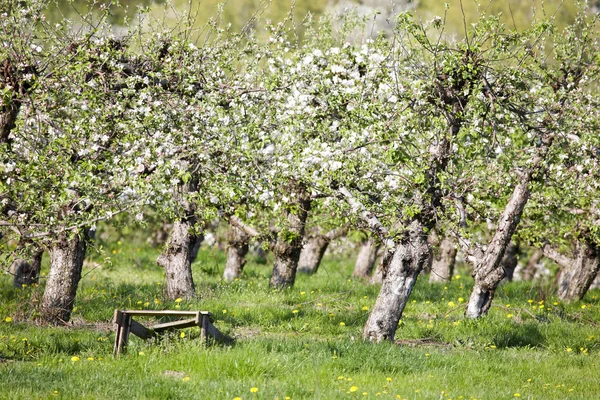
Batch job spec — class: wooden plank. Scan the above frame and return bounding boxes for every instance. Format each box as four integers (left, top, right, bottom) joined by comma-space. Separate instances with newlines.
152, 318, 198, 332
129, 319, 155, 340
120, 310, 201, 317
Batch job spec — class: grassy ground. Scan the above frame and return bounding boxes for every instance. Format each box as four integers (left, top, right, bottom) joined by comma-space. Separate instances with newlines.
1, 232, 599, 399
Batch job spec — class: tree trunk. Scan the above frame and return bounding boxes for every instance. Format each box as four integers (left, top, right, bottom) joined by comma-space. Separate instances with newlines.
466, 178, 530, 318
500, 241, 520, 282
363, 220, 430, 342
41, 232, 88, 324
157, 180, 200, 300
297, 235, 329, 274
353, 238, 380, 278
269, 181, 311, 288
223, 223, 249, 281
11, 249, 43, 288
157, 220, 199, 300
429, 236, 457, 283
520, 249, 543, 281
555, 241, 599, 301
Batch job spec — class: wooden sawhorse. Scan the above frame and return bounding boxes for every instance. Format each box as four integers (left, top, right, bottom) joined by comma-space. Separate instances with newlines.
113, 310, 229, 356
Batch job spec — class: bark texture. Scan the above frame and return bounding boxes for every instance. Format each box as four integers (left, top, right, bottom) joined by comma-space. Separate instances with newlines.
223, 223, 250, 282
157, 181, 200, 300
11, 249, 43, 288
269, 181, 311, 288
429, 236, 457, 283
41, 232, 88, 324
353, 238, 380, 278
544, 241, 600, 301
466, 179, 530, 318
363, 220, 430, 342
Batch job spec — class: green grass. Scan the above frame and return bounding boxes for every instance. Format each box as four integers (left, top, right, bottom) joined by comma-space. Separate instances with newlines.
1, 233, 600, 399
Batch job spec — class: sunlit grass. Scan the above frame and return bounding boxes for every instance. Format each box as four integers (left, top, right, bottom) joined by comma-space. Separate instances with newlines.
1, 229, 599, 399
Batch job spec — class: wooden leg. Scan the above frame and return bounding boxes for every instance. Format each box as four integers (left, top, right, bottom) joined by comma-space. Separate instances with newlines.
113, 310, 123, 357
200, 314, 209, 346
115, 312, 132, 356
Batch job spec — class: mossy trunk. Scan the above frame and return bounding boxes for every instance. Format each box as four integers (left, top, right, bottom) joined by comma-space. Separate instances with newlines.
11, 249, 43, 288
269, 181, 311, 288
363, 220, 430, 342
429, 236, 457, 283
353, 238, 380, 278
41, 232, 88, 324
223, 223, 249, 282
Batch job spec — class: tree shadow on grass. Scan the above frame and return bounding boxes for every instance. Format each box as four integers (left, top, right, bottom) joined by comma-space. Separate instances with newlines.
491, 322, 545, 349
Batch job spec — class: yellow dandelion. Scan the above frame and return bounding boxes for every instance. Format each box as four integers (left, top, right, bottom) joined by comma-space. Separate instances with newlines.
566, 348, 572, 352
458, 298, 464, 303
514, 394, 521, 397
448, 301, 455, 307
362, 306, 369, 311
250, 387, 259, 393
350, 386, 359, 392
87, 357, 94, 361
363, 392, 368, 396
527, 299, 534, 304
339, 322, 346, 326
233, 397, 242, 400
507, 314, 513, 318
71, 356, 80, 362
300, 291, 306, 295
292, 310, 299, 314
183, 377, 190, 382
138, 352, 145, 356
386, 377, 392, 382
180, 332, 186, 338
581, 305, 587, 309
4, 317, 12, 323
175, 298, 183, 303
222, 309, 227, 314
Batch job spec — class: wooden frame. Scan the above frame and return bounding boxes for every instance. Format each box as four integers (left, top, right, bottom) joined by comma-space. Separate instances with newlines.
113, 310, 229, 356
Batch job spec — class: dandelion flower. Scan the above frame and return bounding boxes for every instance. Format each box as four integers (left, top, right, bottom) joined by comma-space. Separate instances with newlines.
4, 317, 12, 323
71, 356, 80, 362
514, 394, 521, 397
138, 352, 145, 356
250, 387, 259, 393
362, 306, 369, 311
180, 332, 186, 338
350, 386, 359, 392
175, 298, 183, 303
183, 377, 190, 382
292, 310, 299, 314
339, 322, 346, 326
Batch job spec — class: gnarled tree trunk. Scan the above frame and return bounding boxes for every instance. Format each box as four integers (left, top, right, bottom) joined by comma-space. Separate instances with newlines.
223, 223, 250, 282
466, 178, 530, 318
157, 220, 199, 300
11, 249, 43, 288
298, 228, 346, 275
363, 220, 430, 342
429, 236, 457, 283
297, 235, 329, 274
353, 238, 380, 278
269, 181, 311, 288
545, 241, 600, 301
41, 231, 88, 324
157, 181, 200, 300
